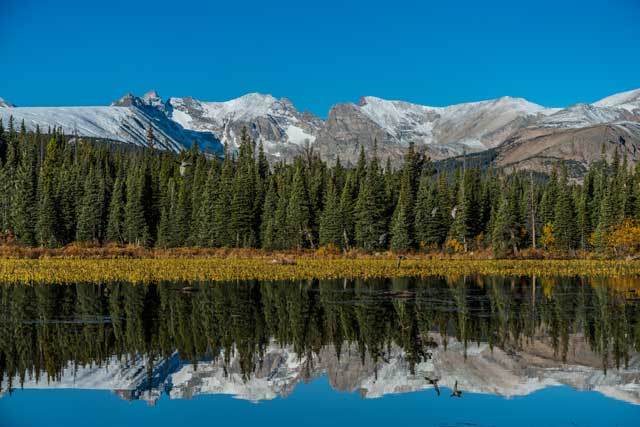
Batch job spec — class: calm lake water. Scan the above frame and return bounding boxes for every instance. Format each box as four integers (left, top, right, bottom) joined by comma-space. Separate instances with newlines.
1, 275, 640, 426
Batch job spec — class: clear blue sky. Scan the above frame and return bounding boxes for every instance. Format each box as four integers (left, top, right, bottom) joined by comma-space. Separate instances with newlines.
1, 0, 639, 116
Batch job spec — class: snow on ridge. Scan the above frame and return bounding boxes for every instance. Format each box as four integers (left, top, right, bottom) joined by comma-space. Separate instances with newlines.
594, 88, 640, 108
169, 92, 287, 124
356, 95, 553, 148
0, 106, 134, 140
540, 103, 626, 128
0, 97, 15, 108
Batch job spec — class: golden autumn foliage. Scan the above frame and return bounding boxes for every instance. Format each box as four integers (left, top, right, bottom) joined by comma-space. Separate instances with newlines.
540, 223, 555, 250
607, 219, 640, 257
2, 257, 640, 285
444, 238, 465, 253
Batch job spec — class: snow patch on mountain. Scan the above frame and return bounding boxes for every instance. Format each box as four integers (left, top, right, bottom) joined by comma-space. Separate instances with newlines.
0, 93, 222, 154
0, 97, 15, 108
167, 93, 323, 153
286, 125, 316, 145
354, 95, 556, 152
594, 88, 640, 111
540, 103, 627, 128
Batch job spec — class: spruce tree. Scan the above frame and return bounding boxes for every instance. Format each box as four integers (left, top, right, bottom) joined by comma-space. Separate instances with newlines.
123, 167, 149, 246
37, 138, 60, 247
414, 174, 431, 249
213, 145, 233, 246
319, 177, 342, 248
229, 129, 256, 247
106, 175, 126, 244
76, 168, 104, 244
339, 173, 356, 250
553, 167, 578, 251
286, 164, 311, 249
157, 177, 178, 248
11, 141, 37, 245
260, 176, 278, 250
390, 165, 413, 251
355, 156, 387, 251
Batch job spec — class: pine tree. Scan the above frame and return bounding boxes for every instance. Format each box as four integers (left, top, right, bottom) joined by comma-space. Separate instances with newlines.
553, 167, 578, 251
492, 186, 519, 257
157, 177, 178, 248
229, 129, 256, 247
175, 156, 194, 245
106, 175, 126, 244
37, 138, 60, 247
273, 173, 291, 249
355, 156, 387, 251
76, 167, 104, 244
390, 201, 411, 252
425, 173, 450, 247
124, 166, 149, 246
213, 144, 233, 247
339, 173, 356, 250
260, 176, 278, 250
390, 164, 413, 251
192, 167, 218, 247
11, 141, 37, 245
146, 123, 155, 149
286, 163, 311, 249
319, 177, 342, 248
414, 174, 431, 249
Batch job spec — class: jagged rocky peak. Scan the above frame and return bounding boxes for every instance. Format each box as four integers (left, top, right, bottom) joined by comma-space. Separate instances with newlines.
141, 90, 165, 109
110, 92, 137, 107
0, 97, 16, 108
165, 92, 323, 157
110, 90, 166, 111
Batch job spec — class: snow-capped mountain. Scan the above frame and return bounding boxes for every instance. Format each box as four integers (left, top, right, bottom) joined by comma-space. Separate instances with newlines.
594, 88, 640, 112
165, 93, 323, 158
1, 88, 639, 173
0, 91, 221, 153
314, 95, 558, 165
0, 97, 15, 108
6, 336, 640, 406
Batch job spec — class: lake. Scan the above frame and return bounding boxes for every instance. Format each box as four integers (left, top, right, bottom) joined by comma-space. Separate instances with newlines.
1, 275, 639, 426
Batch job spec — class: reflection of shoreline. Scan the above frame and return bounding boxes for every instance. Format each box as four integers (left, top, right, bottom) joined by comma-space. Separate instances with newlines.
4, 335, 640, 406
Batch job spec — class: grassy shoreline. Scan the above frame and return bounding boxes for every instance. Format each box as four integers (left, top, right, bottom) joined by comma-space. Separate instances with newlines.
3, 256, 640, 285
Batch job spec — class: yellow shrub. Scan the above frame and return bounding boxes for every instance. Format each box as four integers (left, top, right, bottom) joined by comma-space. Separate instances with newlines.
540, 223, 555, 250
445, 238, 465, 253
608, 219, 640, 256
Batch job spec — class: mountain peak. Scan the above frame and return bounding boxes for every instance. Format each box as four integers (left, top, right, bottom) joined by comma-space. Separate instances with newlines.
141, 90, 165, 109
0, 97, 15, 108
142, 90, 161, 102
594, 88, 640, 109
110, 92, 137, 107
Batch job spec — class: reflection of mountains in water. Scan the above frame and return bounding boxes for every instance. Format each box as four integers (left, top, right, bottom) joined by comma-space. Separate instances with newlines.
1, 276, 639, 405
9, 335, 640, 406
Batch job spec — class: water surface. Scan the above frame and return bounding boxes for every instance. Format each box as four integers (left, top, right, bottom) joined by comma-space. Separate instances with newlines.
1, 275, 639, 426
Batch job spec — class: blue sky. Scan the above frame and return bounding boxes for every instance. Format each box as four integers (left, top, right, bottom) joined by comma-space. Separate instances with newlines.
1, 0, 639, 116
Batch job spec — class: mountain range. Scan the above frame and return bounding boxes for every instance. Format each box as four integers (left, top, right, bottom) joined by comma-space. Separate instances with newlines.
4, 335, 639, 406
1, 89, 639, 174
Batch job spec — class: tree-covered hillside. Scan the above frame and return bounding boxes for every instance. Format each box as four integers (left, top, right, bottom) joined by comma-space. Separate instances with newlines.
1, 116, 638, 257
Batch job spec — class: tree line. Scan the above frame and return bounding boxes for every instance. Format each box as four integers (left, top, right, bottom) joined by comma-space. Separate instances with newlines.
0, 116, 638, 256
1, 276, 636, 391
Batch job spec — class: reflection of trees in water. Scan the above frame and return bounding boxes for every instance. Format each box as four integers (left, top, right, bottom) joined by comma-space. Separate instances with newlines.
1, 275, 639, 392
